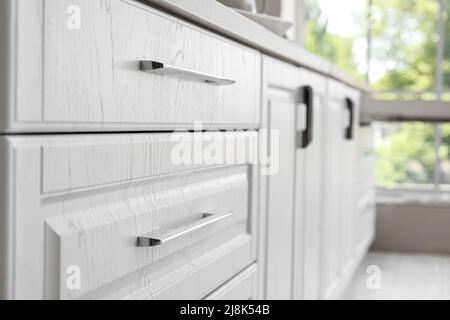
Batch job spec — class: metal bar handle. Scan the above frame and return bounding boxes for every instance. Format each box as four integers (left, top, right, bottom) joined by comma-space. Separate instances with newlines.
140, 60, 236, 86
299, 85, 314, 149
345, 97, 355, 140
137, 211, 233, 247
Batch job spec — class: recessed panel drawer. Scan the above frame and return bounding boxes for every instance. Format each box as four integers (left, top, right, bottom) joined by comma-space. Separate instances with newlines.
205, 264, 258, 300
2, 132, 258, 299
9, 0, 261, 132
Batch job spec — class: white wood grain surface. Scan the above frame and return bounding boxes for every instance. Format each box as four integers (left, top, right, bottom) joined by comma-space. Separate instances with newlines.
144, 0, 371, 92
297, 67, 327, 300
262, 56, 303, 300
205, 264, 258, 300
261, 56, 329, 300
1, 132, 259, 300
353, 98, 376, 258
321, 79, 358, 299
5, 0, 261, 132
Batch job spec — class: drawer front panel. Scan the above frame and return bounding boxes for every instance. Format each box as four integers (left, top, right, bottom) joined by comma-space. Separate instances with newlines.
205, 264, 258, 300
11, 0, 261, 132
4, 132, 258, 299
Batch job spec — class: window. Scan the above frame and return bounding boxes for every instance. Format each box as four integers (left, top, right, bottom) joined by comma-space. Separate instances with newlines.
370, 0, 450, 195
369, 0, 439, 96
375, 122, 436, 189
302, 0, 448, 96
439, 124, 450, 186
302, 0, 450, 196
376, 121, 450, 193
369, 0, 450, 100
302, 0, 368, 80
443, 0, 450, 92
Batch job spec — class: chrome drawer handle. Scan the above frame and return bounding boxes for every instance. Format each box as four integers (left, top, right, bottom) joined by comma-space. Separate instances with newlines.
137, 211, 233, 247
140, 60, 236, 86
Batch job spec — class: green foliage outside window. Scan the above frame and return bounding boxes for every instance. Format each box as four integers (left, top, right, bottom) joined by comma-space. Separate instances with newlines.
376, 123, 435, 188
371, 0, 449, 189
371, 0, 439, 91
303, 0, 366, 80
303, 0, 450, 189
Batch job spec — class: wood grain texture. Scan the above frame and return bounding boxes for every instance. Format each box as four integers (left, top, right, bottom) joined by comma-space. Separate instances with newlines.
106, 235, 253, 300
262, 56, 303, 300
321, 80, 344, 299
205, 264, 258, 300
0, 0, 13, 132
143, 0, 371, 92
0, 139, 13, 299
1, 132, 259, 299
321, 79, 360, 299
16, 0, 43, 122
354, 122, 376, 254
261, 56, 328, 300
297, 67, 327, 300
6, 0, 261, 132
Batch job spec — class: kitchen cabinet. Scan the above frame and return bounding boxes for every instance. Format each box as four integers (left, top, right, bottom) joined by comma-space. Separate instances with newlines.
3, 0, 261, 133
260, 56, 326, 300
321, 79, 355, 299
299, 68, 327, 300
260, 56, 301, 300
0, 0, 375, 301
261, 59, 373, 300
0, 132, 259, 299
354, 122, 376, 256
321, 80, 374, 299
0, 0, 262, 300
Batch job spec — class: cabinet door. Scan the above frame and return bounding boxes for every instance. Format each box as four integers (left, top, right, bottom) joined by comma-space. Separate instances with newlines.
351, 87, 376, 256
322, 79, 349, 298
261, 57, 304, 300
355, 124, 376, 255
261, 57, 325, 300
322, 80, 363, 299
340, 87, 359, 277
297, 68, 327, 300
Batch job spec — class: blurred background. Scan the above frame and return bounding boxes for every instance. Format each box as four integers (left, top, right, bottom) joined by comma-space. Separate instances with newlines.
263, 0, 450, 298
269, 0, 450, 194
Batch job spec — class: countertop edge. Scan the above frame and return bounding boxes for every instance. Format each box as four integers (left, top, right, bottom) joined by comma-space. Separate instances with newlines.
143, 0, 372, 93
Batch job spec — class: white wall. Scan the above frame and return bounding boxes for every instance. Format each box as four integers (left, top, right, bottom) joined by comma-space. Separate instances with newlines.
372, 204, 450, 255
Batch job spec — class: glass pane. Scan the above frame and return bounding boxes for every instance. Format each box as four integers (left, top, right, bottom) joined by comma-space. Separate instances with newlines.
443, 0, 450, 90
371, 91, 438, 101
440, 124, 450, 185
303, 0, 368, 80
375, 122, 436, 189
369, 0, 439, 92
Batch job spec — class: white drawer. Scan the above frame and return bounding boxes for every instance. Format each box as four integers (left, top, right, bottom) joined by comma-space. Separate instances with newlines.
205, 264, 258, 300
0, 132, 258, 300
7, 0, 261, 132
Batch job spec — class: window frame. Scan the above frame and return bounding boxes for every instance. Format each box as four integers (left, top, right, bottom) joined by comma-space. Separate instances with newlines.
365, 0, 450, 196
300, 0, 450, 197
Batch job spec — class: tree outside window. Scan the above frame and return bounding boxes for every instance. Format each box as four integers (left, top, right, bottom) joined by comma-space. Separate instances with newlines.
303, 0, 450, 191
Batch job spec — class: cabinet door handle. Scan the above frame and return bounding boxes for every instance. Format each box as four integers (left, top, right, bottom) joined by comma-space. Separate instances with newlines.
299, 85, 314, 149
345, 97, 354, 140
137, 211, 233, 247
140, 60, 236, 86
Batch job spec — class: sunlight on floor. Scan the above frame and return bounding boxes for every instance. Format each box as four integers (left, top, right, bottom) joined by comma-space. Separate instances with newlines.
343, 251, 450, 300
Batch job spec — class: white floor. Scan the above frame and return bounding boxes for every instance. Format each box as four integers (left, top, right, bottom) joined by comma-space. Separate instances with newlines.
343, 251, 450, 300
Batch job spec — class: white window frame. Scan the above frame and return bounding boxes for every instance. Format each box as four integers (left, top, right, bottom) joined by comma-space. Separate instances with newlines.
300, 0, 450, 198
364, 0, 450, 199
